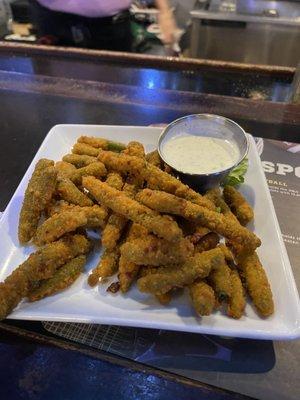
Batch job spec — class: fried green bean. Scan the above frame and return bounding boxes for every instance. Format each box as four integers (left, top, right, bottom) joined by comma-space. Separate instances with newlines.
208, 259, 232, 302
146, 150, 162, 168
97, 150, 215, 210
101, 213, 127, 250
101, 172, 126, 249
121, 236, 193, 266
205, 187, 238, 222
62, 154, 97, 168
83, 177, 183, 243
189, 280, 216, 316
78, 136, 126, 152
72, 142, 100, 157
34, 210, 88, 246
237, 252, 274, 317
0, 234, 90, 319
28, 255, 86, 301
223, 185, 254, 226
194, 232, 220, 253
137, 248, 224, 295
118, 223, 148, 293
123, 141, 145, 158
186, 226, 211, 244
18, 159, 57, 244
57, 178, 93, 206
227, 269, 246, 319
54, 161, 77, 179
70, 162, 107, 185
88, 248, 120, 286
136, 189, 260, 251
105, 172, 124, 190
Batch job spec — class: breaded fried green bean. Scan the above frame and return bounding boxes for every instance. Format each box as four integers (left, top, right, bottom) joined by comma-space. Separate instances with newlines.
101, 172, 126, 249
34, 210, 87, 246
72, 142, 100, 157
223, 185, 254, 226
83, 177, 183, 243
146, 150, 162, 168
78, 136, 126, 152
46, 203, 107, 228
194, 232, 220, 253
18, 159, 57, 244
186, 226, 211, 244
97, 151, 215, 210
238, 252, 274, 317
106, 172, 124, 190
189, 280, 216, 316
137, 248, 224, 295
101, 213, 127, 249
227, 269, 246, 319
28, 255, 86, 301
88, 248, 120, 286
208, 260, 232, 302
70, 162, 107, 185
205, 187, 238, 222
218, 244, 235, 264
0, 235, 90, 319
123, 141, 145, 158
121, 236, 193, 266
54, 161, 77, 179
136, 189, 260, 251
57, 178, 93, 206
62, 154, 97, 168
118, 223, 148, 293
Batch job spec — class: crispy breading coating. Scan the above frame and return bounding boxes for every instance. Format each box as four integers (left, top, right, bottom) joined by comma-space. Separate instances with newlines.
118, 224, 148, 293
227, 269, 246, 319
54, 161, 77, 179
34, 210, 87, 246
146, 150, 162, 168
205, 187, 238, 222
83, 177, 183, 243
88, 248, 120, 286
78, 136, 126, 152
223, 185, 254, 226
70, 162, 107, 185
18, 159, 57, 244
186, 226, 211, 244
97, 151, 215, 210
28, 255, 86, 301
72, 143, 100, 157
123, 141, 145, 158
238, 252, 274, 317
121, 235, 193, 266
208, 260, 232, 302
62, 154, 97, 168
194, 233, 220, 253
57, 178, 93, 206
189, 280, 216, 316
136, 189, 260, 251
137, 248, 225, 295
0, 235, 90, 319
101, 213, 127, 250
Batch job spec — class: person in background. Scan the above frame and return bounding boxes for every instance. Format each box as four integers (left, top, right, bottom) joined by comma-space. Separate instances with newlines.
30, 0, 177, 51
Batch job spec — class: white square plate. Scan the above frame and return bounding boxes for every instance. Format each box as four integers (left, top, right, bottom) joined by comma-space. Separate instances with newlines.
1, 125, 299, 340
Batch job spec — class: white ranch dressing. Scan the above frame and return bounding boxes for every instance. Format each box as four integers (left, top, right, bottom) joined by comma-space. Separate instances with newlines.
163, 135, 240, 174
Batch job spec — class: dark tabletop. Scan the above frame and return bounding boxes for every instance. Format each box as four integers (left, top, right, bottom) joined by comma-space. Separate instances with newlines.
0, 43, 299, 400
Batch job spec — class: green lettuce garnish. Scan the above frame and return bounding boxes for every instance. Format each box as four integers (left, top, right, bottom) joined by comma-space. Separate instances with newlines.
222, 158, 248, 187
